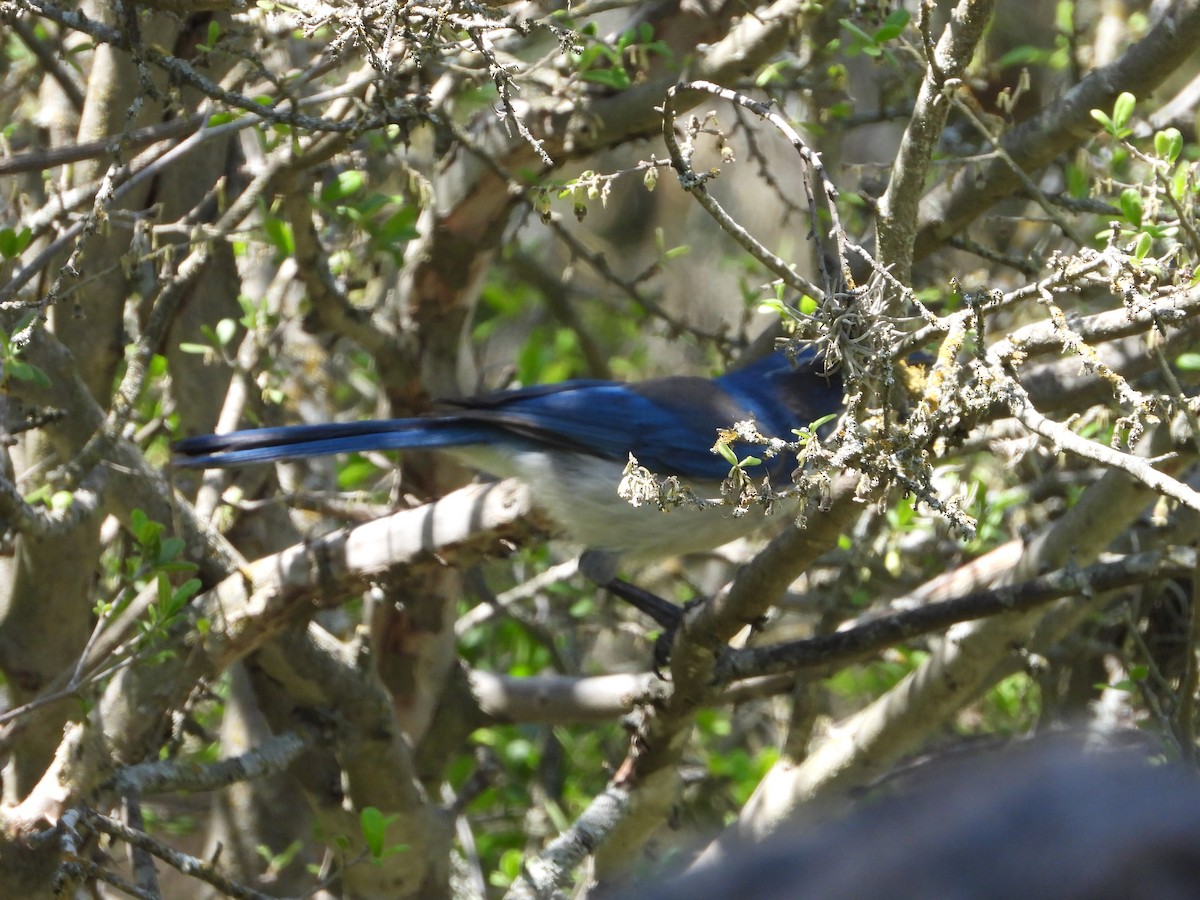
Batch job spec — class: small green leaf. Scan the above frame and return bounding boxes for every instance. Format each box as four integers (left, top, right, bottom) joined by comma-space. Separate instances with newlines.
157, 536, 186, 564
1133, 230, 1152, 260
581, 67, 631, 90
840, 19, 876, 45
714, 441, 739, 466
1054, 0, 1074, 34
263, 217, 294, 257
133, 510, 164, 548
0, 227, 32, 259
214, 318, 237, 347
1112, 91, 1136, 130
1155, 127, 1183, 163
320, 170, 366, 203
1176, 352, 1200, 371
757, 297, 787, 316
1089, 108, 1114, 133
23, 485, 50, 505
172, 578, 202, 607
6, 360, 51, 387
873, 9, 910, 41
1171, 165, 1188, 202
1119, 188, 1142, 226
336, 457, 379, 491
360, 807, 399, 859
1065, 162, 1089, 199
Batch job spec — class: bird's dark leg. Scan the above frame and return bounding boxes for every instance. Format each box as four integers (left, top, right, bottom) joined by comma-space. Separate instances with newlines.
579, 550, 690, 674
607, 576, 698, 676
601, 576, 684, 677
599, 576, 682, 630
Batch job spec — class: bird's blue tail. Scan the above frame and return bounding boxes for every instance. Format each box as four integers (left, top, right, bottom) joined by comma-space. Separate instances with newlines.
172, 418, 497, 468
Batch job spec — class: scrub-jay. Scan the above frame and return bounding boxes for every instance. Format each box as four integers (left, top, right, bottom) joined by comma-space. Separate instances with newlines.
174, 348, 840, 585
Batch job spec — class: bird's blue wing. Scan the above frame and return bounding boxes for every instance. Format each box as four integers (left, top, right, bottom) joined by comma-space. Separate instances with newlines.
448, 377, 749, 479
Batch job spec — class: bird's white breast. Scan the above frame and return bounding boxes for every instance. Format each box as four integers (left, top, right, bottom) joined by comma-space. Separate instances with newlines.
450, 445, 788, 562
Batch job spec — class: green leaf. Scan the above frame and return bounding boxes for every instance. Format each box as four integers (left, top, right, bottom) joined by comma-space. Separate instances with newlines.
321, 170, 366, 203
336, 457, 379, 490
360, 807, 399, 859
263, 217, 294, 257
1155, 127, 1183, 163
214, 318, 237, 347
714, 441, 739, 466
133, 510, 164, 548
839, 19, 876, 45
757, 297, 787, 316
873, 9, 910, 42
157, 536, 186, 565
1171, 165, 1189, 202
1133, 230, 1152, 260
1065, 162, 1089, 199
1089, 108, 1114, 134
23, 485, 50, 506
0, 227, 32, 259
1054, 0, 1074, 34
172, 578, 202, 607
6, 360, 51, 387
997, 45, 1051, 68
581, 67, 631, 90
1119, 188, 1142, 226
1112, 91, 1135, 131
1176, 352, 1200, 371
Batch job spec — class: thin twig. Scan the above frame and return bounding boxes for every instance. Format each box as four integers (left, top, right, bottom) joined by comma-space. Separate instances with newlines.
662, 81, 832, 300
81, 808, 277, 900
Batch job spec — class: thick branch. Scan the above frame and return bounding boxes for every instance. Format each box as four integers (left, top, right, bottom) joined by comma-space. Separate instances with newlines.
717, 547, 1195, 682
877, 0, 995, 285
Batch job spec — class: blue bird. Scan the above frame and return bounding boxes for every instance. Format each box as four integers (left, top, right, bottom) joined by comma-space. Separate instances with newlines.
173, 348, 840, 577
